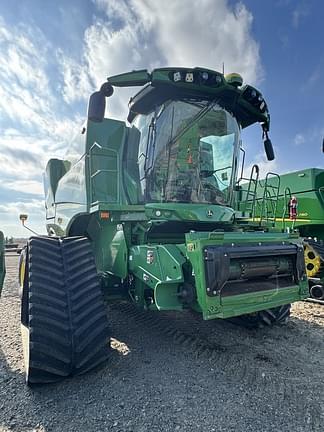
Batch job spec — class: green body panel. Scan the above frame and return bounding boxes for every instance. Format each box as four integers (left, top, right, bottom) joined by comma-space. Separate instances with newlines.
144, 203, 234, 223
249, 168, 324, 240
85, 119, 128, 210
129, 244, 186, 310
0, 231, 5, 295
87, 214, 129, 279
43, 66, 307, 320
184, 231, 307, 319
126, 230, 307, 319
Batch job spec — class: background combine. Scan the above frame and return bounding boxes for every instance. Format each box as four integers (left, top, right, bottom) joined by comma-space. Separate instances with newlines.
17, 67, 308, 384
0, 231, 5, 293
240, 167, 324, 300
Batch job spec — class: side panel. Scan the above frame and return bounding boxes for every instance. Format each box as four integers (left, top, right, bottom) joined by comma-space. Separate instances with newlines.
129, 244, 186, 310
44, 119, 128, 235
86, 214, 129, 279
85, 119, 128, 210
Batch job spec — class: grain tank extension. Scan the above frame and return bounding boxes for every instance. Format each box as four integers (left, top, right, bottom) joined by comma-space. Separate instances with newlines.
243, 168, 324, 299
19, 67, 308, 384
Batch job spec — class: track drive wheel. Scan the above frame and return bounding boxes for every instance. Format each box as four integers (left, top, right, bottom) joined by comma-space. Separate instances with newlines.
20, 236, 110, 385
232, 304, 291, 328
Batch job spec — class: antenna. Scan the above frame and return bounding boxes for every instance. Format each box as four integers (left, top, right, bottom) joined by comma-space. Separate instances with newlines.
222, 62, 225, 75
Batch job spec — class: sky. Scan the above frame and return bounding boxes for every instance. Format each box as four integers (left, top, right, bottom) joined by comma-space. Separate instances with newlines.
0, 0, 323, 237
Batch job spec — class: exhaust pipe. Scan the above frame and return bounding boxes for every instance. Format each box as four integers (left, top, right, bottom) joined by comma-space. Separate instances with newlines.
310, 284, 324, 300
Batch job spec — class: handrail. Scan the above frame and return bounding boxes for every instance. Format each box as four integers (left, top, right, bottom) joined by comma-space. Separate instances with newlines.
260, 172, 280, 226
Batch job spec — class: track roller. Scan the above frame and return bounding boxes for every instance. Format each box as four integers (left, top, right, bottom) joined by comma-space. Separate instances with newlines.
231, 304, 291, 328
20, 236, 110, 385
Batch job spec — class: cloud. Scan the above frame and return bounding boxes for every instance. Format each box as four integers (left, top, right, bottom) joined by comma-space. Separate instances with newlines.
60, 0, 263, 119
57, 50, 94, 104
0, 199, 46, 237
0, 199, 44, 216
294, 133, 306, 146
3, 180, 44, 196
292, 3, 309, 28
0, 1, 264, 236
245, 151, 279, 180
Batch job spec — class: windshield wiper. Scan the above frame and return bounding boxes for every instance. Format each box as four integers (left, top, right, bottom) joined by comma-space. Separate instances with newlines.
200, 165, 232, 178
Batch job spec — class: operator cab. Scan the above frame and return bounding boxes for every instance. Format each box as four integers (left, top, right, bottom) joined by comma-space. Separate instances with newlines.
128, 99, 239, 206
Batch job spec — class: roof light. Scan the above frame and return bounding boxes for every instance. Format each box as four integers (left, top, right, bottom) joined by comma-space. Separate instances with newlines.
173, 72, 182, 82
201, 72, 209, 80
185, 72, 194, 82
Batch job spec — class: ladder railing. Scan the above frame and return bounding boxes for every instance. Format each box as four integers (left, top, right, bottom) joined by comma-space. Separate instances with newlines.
237, 164, 260, 219
259, 172, 280, 226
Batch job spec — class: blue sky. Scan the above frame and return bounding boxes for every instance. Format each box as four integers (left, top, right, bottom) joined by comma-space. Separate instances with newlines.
0, 0, 323, 237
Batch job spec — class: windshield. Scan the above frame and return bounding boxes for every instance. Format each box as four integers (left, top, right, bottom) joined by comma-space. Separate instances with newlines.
130, 100, 240, 205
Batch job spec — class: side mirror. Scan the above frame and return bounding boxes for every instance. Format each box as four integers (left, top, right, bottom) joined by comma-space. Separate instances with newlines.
87, 91, 106, 122
264, 138, 275, 161
87, 83, 114, 123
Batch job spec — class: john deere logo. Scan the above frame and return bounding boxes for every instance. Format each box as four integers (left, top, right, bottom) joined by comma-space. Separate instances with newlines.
207, 209, 213, 217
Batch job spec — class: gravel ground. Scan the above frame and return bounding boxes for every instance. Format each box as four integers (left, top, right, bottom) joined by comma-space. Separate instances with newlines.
0, 253, 323, 432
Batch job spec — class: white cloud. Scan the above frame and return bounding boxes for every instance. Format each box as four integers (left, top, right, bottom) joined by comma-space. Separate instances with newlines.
0, 199, 46, 237
3, 180, 44, 196
292, 3, 309, 28
60, 0, 263, 119
245, 151, 279, 180
0, 1, 264, 236
293, 133, 306, 146
0, 199, 44, 215
57, 50, 94, 104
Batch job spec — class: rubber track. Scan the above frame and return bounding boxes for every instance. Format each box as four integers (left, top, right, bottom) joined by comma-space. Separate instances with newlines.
24, 236, 110, 384
231, 304, 291, 328
61, 237, 110, 374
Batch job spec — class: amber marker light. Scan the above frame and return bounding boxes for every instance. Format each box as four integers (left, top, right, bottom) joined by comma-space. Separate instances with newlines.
100, 211, 110, 220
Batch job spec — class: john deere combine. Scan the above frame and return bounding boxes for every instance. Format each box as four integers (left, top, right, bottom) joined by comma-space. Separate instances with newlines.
19, 67, 308, 384
241, 167, 324, 299
0, 231, 5, 294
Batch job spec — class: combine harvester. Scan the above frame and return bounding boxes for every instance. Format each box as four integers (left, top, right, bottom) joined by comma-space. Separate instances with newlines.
17, 67, 308, 384
241, 166, 324, 301
0, 231, 5, 293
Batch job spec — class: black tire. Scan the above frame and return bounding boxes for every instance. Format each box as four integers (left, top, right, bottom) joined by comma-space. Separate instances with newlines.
231, 304, 291, 329
21, 236, 110, 385
18, 246, 27, 298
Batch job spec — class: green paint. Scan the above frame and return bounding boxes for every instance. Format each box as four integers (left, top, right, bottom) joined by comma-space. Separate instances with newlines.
248, 168, 324, 239
43, 66, 307, 320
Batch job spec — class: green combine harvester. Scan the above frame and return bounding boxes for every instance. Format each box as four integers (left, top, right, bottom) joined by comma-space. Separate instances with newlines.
0, 231, 5, 294
18, 67, 308, 384
240, 167, 324, 299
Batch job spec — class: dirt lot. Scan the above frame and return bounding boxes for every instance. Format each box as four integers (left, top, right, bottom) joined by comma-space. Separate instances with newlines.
0, 253, 323, 432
